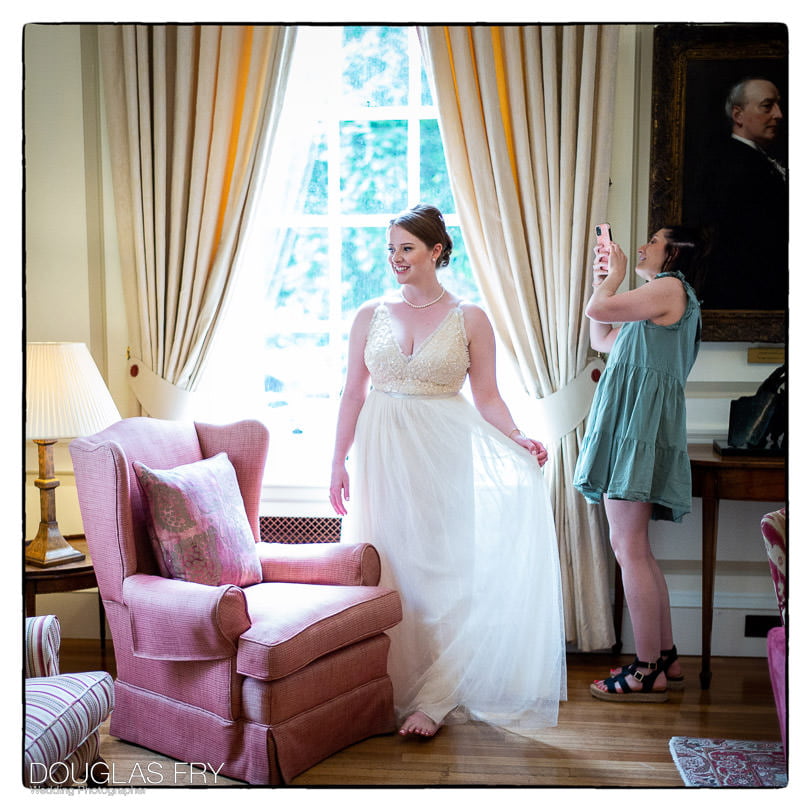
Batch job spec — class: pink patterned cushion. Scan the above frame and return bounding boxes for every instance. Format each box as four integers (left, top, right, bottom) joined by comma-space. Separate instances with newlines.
133, 452, 262, 587
761, 508, 787, 624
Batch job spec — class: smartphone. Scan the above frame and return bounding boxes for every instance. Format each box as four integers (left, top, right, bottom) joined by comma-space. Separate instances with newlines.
595, 223, 612, 251
595, 223, 612, 278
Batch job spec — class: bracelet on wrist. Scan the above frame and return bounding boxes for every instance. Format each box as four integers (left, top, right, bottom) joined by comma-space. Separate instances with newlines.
509, 428, 524, 439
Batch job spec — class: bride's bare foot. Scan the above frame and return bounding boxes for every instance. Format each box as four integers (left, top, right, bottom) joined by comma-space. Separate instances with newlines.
399, 711, 440, 737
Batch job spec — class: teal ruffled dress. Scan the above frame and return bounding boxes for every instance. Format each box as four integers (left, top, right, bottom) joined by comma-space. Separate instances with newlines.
573, 271, 701, 522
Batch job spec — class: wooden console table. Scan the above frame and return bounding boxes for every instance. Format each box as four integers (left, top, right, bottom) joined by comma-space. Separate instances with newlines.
24, 537, 106, 650
612, 444, 785, 689
689, 444, 785, 688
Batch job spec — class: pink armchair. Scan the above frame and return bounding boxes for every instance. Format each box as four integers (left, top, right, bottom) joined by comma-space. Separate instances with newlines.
69, 417, 402, 785
761, 508, 786, 756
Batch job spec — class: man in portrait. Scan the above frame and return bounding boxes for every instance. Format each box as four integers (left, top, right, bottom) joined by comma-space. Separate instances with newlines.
692, 77, 787, 311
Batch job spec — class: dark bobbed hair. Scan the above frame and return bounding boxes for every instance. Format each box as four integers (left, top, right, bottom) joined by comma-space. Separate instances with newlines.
388, 203, 453, 268
659, 224, 709, 298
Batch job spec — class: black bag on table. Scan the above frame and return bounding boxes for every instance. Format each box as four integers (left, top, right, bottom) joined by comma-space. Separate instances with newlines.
727, 364, 786, 452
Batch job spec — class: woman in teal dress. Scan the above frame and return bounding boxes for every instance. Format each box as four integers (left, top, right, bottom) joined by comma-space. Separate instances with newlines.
574, 226, 704, 702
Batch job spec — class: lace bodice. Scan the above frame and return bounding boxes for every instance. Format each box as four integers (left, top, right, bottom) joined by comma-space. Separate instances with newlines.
364, 303, 470, 395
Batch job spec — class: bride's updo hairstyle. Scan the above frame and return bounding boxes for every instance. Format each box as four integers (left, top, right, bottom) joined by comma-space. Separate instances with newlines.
389, 203, 453, 268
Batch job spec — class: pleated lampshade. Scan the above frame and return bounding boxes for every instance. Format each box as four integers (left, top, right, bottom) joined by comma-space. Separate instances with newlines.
26, 342, 121, 440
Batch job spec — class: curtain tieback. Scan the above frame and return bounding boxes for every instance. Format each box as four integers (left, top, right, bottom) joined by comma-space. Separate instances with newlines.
537, 357, 605, 448
128, 356, 197, 420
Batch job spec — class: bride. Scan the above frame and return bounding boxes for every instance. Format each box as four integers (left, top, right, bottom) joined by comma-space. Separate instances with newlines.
330, 203, 566, 739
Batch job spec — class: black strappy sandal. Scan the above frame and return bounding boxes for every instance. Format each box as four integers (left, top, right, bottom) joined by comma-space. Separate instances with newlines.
590, 657, 668, 702
607, 646, 685, 691
660, 646, 685, 691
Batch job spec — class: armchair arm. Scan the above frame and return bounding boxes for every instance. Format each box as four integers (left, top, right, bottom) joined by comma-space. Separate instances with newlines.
25, 615, 61, 678
123, 574, 251, 661
256, 541, 382, 586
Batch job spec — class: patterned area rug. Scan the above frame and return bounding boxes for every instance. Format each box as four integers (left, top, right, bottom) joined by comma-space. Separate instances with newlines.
669, 737, 787, 787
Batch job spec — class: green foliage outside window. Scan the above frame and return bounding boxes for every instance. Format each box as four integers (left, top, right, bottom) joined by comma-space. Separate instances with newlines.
342, 26, 409, 107
340, 120, 409, 214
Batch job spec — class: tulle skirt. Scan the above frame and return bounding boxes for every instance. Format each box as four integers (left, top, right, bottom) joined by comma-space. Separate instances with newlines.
342, 389, 567, 737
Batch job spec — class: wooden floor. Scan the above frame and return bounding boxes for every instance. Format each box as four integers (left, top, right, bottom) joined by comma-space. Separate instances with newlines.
60, 639, 781, 788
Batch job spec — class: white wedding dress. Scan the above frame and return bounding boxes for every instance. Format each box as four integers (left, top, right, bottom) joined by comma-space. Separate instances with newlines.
342, 302, 567, 737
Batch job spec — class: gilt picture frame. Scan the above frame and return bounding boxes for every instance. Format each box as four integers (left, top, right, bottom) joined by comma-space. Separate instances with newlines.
649, 23, 788, 342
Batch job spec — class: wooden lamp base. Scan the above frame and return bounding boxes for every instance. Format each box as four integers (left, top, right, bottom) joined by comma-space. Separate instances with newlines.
25, 439, 86, 568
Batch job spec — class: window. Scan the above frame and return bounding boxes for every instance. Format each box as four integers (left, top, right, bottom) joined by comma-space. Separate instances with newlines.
201, 26, 479, 493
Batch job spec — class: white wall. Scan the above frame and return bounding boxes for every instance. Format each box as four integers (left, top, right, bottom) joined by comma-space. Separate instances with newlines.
24, 24, 132, 632
24, 25, 92, 535
23, 24, 783, 650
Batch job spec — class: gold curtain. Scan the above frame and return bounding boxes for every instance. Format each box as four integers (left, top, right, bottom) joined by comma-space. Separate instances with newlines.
419, 25, 618, 650
98, 24, 296, 417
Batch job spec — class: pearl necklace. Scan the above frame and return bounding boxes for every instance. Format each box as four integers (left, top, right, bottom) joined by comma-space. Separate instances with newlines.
401, 286, 446, 309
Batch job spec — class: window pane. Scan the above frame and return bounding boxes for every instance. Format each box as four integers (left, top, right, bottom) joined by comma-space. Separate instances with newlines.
263, 331, 337, 481
342, 26, 409, 107
342, 226, 391, 313
267, 228, 329, 321
444, 225, 479, 302
265, 332, 332, 402
420, 60, 434, 106
340, 120, 408, 214
301, 129, 328, 216
420, 119, 455, 213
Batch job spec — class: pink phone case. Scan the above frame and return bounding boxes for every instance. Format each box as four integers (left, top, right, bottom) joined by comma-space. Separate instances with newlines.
595, 223, 612, 250
595, 223, 611, 277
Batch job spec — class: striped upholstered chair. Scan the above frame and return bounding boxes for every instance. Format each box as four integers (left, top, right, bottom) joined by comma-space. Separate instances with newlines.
24, 615, 114, 787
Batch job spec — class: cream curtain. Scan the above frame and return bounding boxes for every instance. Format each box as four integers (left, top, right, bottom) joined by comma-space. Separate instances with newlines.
419, 25, 618, 650
98, 24, 296, 416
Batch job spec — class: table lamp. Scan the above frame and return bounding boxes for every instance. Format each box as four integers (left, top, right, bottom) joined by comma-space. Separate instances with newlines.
26, 342, 121, 567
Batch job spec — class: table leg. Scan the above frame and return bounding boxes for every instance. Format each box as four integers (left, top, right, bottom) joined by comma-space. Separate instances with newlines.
612, 563, 624, 653
25, 584, 36, 617
700, 490, 720, 689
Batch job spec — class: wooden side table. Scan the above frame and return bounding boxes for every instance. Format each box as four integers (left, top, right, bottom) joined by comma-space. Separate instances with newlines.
688, 444, 785, 688
611, 444, 786, 689
24, 536, 106, 651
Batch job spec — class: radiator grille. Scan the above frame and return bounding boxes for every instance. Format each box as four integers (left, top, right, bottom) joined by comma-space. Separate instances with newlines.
259, 515, 342, 544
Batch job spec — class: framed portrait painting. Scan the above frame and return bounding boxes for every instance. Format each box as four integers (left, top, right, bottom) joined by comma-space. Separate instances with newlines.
649, 23, 788, 342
